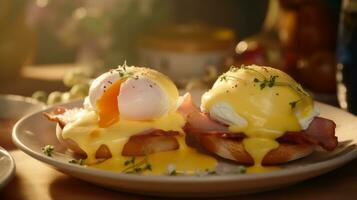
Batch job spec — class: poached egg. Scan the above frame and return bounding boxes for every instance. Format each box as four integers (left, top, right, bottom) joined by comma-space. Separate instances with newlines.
85, 66, 178, 125
201, 65, 319, 172
62, 64, 216, 174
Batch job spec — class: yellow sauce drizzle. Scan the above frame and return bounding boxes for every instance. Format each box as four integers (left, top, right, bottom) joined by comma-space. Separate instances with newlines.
243, 137, 280, 173
92, 137, 217, 175
201, 65, 314, 172
62, 110, 217, 174
62, 65, 218, 174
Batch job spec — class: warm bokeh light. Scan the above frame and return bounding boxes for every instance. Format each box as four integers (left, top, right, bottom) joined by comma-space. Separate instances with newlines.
36, 0, 48, 8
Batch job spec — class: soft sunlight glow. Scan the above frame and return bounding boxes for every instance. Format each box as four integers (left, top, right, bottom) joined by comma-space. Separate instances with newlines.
73, 7, 87, 20
36, 0, 48, 8
236, 41, 248, 54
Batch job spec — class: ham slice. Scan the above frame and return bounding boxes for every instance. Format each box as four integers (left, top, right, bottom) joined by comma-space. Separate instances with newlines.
178, 93, 229, 133
274, 118, 337, 151
299, 117, 337, 151
43, 107, 68, 128
178, 93, 338, 151
44, 107, 92, 129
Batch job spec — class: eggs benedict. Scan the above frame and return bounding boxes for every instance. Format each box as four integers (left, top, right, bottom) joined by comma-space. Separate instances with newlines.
181, 65, 338, 172
45, 64, 217, 175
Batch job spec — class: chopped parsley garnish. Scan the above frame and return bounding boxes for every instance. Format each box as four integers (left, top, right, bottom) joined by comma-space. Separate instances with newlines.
229, 65, 239, 72
242, 65, 279, 89
167, 164, 177, 176
295, 84, 309, 96
115, 62, 134, 79
220, 75, 228, 82
241, 66, 309, 100
253, 75, 279, 90
41, 145, 54, 157
122, 156, 152, 174
117, 69, 134, 78
240, 64, 248, 69
235, 165, 247, 174
169, 169, 177, 176
289, 99, 302, 109
118, 71, 125, 77
268, 75, 278, 87
219, 74, 242, 82
69, 159, 85, 165
144, 163, 152, 171
124, 156, 135, 166
204, 169, 217, 175
219, 65, 250, 83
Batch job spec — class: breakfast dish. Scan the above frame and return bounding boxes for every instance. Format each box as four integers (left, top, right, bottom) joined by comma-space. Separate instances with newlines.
42, 64, 339, 175
44, 64, 217, 175
182, 65, 338, 172
12, 88, 357, 196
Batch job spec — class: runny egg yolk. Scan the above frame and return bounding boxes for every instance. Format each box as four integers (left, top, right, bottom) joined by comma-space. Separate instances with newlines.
96, 80, 122, 128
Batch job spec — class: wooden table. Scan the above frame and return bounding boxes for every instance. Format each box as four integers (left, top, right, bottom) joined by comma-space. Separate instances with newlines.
0, 64, 82, 96
0, 150, 356, 200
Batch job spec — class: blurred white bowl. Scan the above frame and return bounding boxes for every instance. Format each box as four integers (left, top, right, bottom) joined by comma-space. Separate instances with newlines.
0, 146, 15, 189
0, 94, 45, 119
0, 94, 45, 150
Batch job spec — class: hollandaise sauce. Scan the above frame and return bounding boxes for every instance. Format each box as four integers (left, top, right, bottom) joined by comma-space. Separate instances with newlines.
61, 109, 217, 175
201, 65, 314, 172
93, 137, 217, 175
242, 138, 280, 173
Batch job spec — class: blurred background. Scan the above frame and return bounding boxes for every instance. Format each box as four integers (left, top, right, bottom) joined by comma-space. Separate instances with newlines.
1, 0, 354, 112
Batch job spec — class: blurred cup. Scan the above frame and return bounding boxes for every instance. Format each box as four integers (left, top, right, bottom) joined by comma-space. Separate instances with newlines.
138, 23, 236, 87
0, 95, 45, 149
0, 0, 34, 82
337, 0, 357, 114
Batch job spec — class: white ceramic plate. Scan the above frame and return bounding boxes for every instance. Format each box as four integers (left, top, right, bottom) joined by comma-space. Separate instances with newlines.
12, 100, 357, 197
0, 147, 15, 189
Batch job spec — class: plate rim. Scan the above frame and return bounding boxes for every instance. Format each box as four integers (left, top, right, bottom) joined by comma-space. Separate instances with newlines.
12, 101, 357, 183
0, 147, 16, 189
0, 94, 45, 107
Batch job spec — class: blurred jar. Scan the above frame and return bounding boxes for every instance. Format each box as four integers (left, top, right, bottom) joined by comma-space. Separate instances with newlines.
227, 0, 285, 72
279, 0, 339, 104
0, 0, 34, 82
337, 0, 357, 114
138, 24, 236, 86
230, 0, 340, 104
